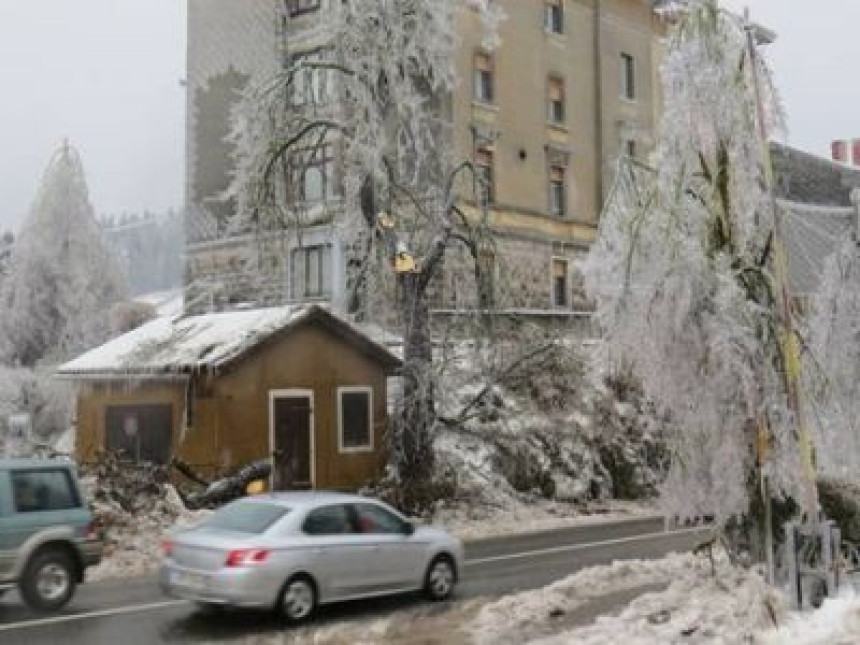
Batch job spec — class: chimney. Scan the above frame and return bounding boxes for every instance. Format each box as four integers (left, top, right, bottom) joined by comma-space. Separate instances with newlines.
832, 139, 848, 163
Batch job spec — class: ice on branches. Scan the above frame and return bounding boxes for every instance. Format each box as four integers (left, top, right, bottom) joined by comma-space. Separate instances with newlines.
584, 0, 801, 527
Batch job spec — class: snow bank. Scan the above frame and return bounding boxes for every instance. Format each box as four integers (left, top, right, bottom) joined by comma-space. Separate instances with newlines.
760, 588, 860, 645
470, 553, 700, 644
527, 557, 786, 645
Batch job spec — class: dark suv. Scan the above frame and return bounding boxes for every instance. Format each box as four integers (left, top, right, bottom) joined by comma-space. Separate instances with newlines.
0, 459, 102, 611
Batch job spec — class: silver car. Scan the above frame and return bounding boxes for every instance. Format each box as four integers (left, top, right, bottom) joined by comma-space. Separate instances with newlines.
158, 492, 463, 622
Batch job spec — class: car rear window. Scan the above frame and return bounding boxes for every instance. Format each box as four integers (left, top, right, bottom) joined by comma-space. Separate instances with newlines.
202, 501, 289, 534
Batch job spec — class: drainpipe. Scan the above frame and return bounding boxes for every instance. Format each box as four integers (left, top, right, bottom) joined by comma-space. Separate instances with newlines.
593, 0, 604, 217
852, 188, 860, 242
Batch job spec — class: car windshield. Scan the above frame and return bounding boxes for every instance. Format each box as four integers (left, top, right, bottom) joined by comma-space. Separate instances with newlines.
201, 501, 289, 534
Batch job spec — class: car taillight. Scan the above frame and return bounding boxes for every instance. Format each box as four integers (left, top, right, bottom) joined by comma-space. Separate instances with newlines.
160, 539, 174, 557
225, 549, 270, 567
85, 521, 98, 540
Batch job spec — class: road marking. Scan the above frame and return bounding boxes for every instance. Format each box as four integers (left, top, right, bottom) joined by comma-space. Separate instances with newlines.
464, 526, 708, 566
0, 599, 188, 632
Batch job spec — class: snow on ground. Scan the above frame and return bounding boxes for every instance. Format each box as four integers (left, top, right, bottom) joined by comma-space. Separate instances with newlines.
86, 482, 210, 582
264, 552, 791, 645
760, 588, 860, 645
530, 555, 786, 644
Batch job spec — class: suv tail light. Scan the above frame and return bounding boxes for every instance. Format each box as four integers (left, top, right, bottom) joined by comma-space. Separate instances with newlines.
160, 539, 174, 557
84, 520, 99, 540
225, 549, 270, 567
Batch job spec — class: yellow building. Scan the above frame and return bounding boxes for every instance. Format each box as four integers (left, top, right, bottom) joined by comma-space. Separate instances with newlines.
185, 0, 669, 313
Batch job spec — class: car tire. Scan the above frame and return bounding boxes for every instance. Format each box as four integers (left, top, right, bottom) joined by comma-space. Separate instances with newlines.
195, 601, 226, 615
19, 548, 77, 612
424, 555, 456, 602
277, 575, 317, 624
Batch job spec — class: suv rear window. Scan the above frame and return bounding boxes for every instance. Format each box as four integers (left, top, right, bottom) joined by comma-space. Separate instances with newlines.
12, 469, 80, 513
202, 501, 289, 534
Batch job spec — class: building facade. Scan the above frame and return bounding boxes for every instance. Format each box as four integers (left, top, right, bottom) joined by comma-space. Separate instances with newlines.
184, 0, 668, 315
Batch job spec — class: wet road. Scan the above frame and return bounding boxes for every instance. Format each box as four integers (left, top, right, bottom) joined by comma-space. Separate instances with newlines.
0, 516, 706, 644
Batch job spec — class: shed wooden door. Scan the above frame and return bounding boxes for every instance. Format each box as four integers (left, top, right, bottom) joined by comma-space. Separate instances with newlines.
272, 395, 312, 490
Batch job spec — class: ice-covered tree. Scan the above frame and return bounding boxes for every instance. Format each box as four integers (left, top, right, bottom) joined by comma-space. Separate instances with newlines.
0, 231, 12, 281
228, 1, 502, 499
0, 142, 127, 366
806, 215, 860, 479
585, 1, 808, 539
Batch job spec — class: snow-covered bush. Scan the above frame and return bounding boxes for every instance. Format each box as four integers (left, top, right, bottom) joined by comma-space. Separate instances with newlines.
0, 366, 73, 456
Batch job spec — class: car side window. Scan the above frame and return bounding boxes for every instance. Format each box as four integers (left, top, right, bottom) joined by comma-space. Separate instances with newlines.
353, 503, 408, 535
12, 469, 80, 513
302, 504, 356, 535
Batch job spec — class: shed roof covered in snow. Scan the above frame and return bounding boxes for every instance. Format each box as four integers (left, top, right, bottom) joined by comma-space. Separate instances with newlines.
57, 305, 401, 379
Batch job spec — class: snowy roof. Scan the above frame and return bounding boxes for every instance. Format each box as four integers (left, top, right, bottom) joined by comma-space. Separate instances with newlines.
57, 305, 401, 379
134, 289, 184, 318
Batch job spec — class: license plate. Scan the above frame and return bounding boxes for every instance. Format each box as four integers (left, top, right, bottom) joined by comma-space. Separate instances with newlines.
171, 571, 206, 590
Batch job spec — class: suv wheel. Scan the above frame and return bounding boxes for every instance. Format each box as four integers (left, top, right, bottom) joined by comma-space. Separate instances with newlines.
20, 548, 77, 612
424, 555, 456, 601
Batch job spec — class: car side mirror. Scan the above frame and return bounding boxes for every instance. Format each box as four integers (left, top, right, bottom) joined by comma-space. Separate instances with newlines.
403, 521, 416, 536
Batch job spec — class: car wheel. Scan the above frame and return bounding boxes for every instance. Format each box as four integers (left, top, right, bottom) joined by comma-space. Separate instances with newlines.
278, 575, 316, 624
20, 548, 77, 612
424, 555, 456, 602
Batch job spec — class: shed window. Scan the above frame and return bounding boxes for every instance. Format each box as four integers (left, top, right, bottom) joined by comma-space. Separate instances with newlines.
105, 404, 173, 464
338, 387, 373, 452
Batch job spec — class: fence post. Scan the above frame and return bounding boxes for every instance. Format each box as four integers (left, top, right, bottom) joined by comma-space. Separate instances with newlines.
785, 521, 801, 608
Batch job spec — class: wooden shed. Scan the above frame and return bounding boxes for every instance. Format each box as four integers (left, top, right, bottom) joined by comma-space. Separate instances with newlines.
57, 305, 401, 491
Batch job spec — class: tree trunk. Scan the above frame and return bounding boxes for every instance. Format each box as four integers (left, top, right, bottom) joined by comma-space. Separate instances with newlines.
393, 271, 436, 485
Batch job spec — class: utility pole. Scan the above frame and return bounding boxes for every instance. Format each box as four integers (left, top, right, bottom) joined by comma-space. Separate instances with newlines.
744, 9, 818, 583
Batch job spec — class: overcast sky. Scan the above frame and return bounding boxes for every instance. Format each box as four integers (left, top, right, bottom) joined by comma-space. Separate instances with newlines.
0, 1, 856, 231
0, 0, 185, 230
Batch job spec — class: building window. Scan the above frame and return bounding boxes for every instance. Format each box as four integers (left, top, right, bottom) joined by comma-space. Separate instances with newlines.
549, 165, 566, 217
621, 53, 636, 101
548, 76, 565, 124
475, 147, 495, 206
291, 244, 332, 299
552, 258, 569, 308
290, 145, 336, 203
290, 50, 332, 107
338, 387, 373, 452
625, 139, 637, 158
545, 0, 564, 34
287, 0, 321, 17
474, 52, 495, 104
